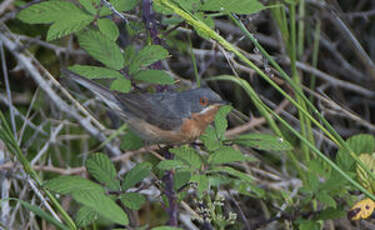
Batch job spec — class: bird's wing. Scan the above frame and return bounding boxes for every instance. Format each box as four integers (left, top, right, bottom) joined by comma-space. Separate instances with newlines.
115, 92, 184, 131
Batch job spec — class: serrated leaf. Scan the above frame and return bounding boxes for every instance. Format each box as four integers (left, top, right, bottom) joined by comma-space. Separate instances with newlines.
157, 160, 188, 170
120, 131, 144, 150
45, 176, 104, 194
316, 191, 336, 208
133, 70, 174, 85
68, 65, 124, 79
16, 199, 69, 230
151, 227, 183, 230
120, 192, 146, 210
208, 146, 246, 165
356, 153, 375, 193
129, 45, 169, 74
236, 182, 265, 198
86, 153, 120, 190
314, 207, 345, 220
110, 78, 132, 93
207, 166, 253, 184
17, 0, 83, 24
78, 29, 124, 70
122, 162, 152, 190
200, 0, 265, 15
175, 0, 201, 11
78, 0, 100, 15
297, 220, 320, 230
47, 14, 93, 41
337, 134, 375, 171
75, 206, 97, 227
200, 126, 220, 152
72, 190, 128, 225
214, 105, 231, 140
169, 146, 202, 169
100, 0, 138, 16
124, 45, 136, 66
174, 169, 191, 190
190, 174, 209, 198
234, 133, 293, 151
98, 18, 119, 41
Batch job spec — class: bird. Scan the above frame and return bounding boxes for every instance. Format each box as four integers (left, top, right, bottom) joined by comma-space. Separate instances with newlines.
62, 69, 227, 145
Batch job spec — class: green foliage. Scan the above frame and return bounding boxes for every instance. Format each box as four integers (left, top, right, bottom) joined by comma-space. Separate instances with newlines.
208, 146, 246, 165
45, 176, 105, 194
72, 190, 128, 225
200, 0, 265, 14
169, 146, 202, 169
134, 70, 174, 85
157, 159, 188, 170
17, 0, 94, 41
86, 153, 121, 190
68, 65, 124, 79
120, 130, 144, 150
120, 192, 146, 210
128, 45, 169, 74
99, 0, 139, 16
122, 162, 153, 190
233, 133, 294, 151
110, 78, 132, 93
214, 105, 232, 140
75, 206, 97, 228
336, 134, 375, 171
78, 29, 125, 70
15, 199, 70, 230
151, 227, 183, 230
98, 18, 120, 41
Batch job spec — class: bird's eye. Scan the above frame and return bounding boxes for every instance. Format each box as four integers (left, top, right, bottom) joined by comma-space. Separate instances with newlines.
199, 96, 209, 106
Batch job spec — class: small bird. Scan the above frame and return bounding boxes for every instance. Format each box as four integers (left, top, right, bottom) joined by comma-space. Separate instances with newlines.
62, 69, 227, 144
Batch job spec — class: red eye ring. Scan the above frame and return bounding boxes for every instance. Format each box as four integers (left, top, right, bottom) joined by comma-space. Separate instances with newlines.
199, 96, 209, 106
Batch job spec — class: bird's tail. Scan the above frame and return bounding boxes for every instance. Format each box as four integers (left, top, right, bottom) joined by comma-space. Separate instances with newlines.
62, 68, 124, 113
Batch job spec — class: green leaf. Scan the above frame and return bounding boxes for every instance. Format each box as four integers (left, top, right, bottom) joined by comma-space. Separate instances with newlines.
129, 45, 169, 74
120, 192, 146, 210
120, 131, 144, 150
44, 176, 104, 194
100, 0, 139, 15
236, 182, 265, 198
200, 126, 220, 152
207, 166, 253, 184
17, 0, 83, 24
78, 0, 100, 15
157, 160, 188, 170
190, 174, 209, 198
151, 227, 183, 230
78, 29, 124, 70
316, 191, 336, 208
233, 133, 293, 151
336, 134, 375, 171
208, 146, 246, 165
75, 206, 97, 227
297, 220, 320, 230
124, 45, 136, 66
98, 18, 120, 41
346, 134, 375, 155
16, 199, 70, 230
47, 14, 93, 41
175, 0, 201, 12
356, 153, 375, 193
314, 207, 345, 220
68, 65, 124, 79
72, 190, 128, 225
122, 162, 152, 190
133, 70, 174, 85
85, 153, 120, 190
174, 169, 191, 190
200, 0, 265, 15
110, 78, 132, 93
214, 105, 232, 140
169, 146, 202, 169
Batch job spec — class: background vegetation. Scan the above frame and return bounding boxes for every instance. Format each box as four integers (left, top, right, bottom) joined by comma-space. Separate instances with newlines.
1, 0, 375, 229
